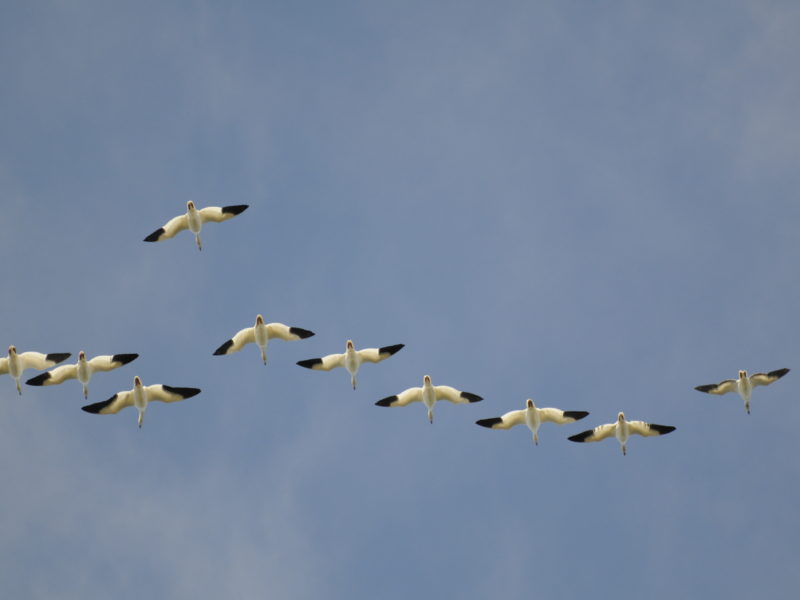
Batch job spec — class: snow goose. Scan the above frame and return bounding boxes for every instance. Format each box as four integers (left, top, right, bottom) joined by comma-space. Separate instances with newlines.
297, 340, 404, 389
568, 412, 675, 455
143, 201, 248, 250
0, 346, 70, 395
694, 368, 789, 414
476, 399, 589, 445
81, 375, 201, 428
213, 314, 314, 365
26, 351, 139, 399
375, 375, 482, 423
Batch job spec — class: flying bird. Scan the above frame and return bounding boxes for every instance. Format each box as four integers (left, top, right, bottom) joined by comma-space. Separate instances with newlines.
694, 368, 789, 414
213, 314, 314, 365
297, 340, 404, 389
81, 375, 201, 428
143, 201, 248, 250
26, 351, 139, 399
376, 374, 482, 424
0, 346, 71, 395
476, 398, 589, 445
568, 412, 675, 456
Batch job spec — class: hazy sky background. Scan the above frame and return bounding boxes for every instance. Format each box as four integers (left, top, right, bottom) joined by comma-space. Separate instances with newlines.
2, 1, 799, 598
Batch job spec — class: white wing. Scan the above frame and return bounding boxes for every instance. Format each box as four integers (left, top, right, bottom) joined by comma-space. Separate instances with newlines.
198, 205, 248, 223
145, 384, 201, 404
19, 352, 71, 371
695, 379, 737, 395
376, 387, 423, 407
144, 214, 188, 242
751, 368, 790, 387
434, 385, 482, 404
357, 344, 405, 364
476, 409, 526, 430
628, 421, 676, 437
569, 423, 616, 443
0, 358, 8, 375
82, 390, 135, 414
539, 407, 589, 425
214, 327, 255, 355
297, 353, 346, 371
88, 353, 139, 373
28, 363, 78, 386
266, 323, 314, 341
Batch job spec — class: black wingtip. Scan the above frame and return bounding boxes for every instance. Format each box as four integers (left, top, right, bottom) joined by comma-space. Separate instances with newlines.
770, 368, 790, 379
375, 395, 398, 407
213, 339, 234, 356
694, 384, 715, 393
46, 353, 71, 364
379, 344, 405, 356
297, 358, 322, 369
290, 327, 315, 339
222, 204, 249, 216
460, 392, 483, 403
476, 417, 502, 429
82, 395, 115, 414
26, 372, 51, 386
563, 411, 589, 421
568, 430, 593, 443
144, 227, 165, 242
161, 385, 201, 399
112, 353, 139, 365
649, 424, 676, 435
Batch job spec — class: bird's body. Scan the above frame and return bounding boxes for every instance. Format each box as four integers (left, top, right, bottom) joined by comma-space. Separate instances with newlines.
144, 201, 248, 250
297, 340, 404, 389
476, 399, 589, 445
695, 368, 789, 414
0, 346, 71, 395
26, 351, 139, 399
81, 376, 201, 428
213, 314, 314, 365
568, 412, 675, 455
376, 374, 482, 423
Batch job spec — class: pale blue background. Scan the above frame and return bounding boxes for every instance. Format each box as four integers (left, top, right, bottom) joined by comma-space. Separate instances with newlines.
2, 1, 799, 598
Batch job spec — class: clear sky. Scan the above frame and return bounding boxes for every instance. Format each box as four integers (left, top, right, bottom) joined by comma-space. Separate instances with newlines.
2, 1, 799, 598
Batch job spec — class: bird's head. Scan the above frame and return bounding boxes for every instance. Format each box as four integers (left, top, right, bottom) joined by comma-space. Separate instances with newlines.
8, 345, 16, 355
134, 376, 142, 387
423, 375, 432, 385
346, 340, 354, 351
739, 370, 747, 380
256, 314, 264, 325
187, 200, 195, 210
617, 412, 626, 423
526, 398, 535, 409
78, 350, 86, 361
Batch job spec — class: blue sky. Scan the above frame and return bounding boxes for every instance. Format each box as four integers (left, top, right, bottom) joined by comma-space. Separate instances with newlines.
2, 1, 799, 598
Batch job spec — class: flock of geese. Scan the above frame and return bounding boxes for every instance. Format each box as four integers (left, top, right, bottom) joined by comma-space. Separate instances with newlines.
1, 201, 791, 454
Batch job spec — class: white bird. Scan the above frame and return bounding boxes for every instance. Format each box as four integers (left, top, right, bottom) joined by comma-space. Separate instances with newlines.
26, 351, 139, 399
81, 375, 201, 428
568, 412, 675, 456
476, 398, 589, 445
213, 314, 314, 365
694, 368, 789, 414
144, 201, 249, 250
297, 340, 404, 389
375, 374, 482, 424
0, 345, 70, 395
